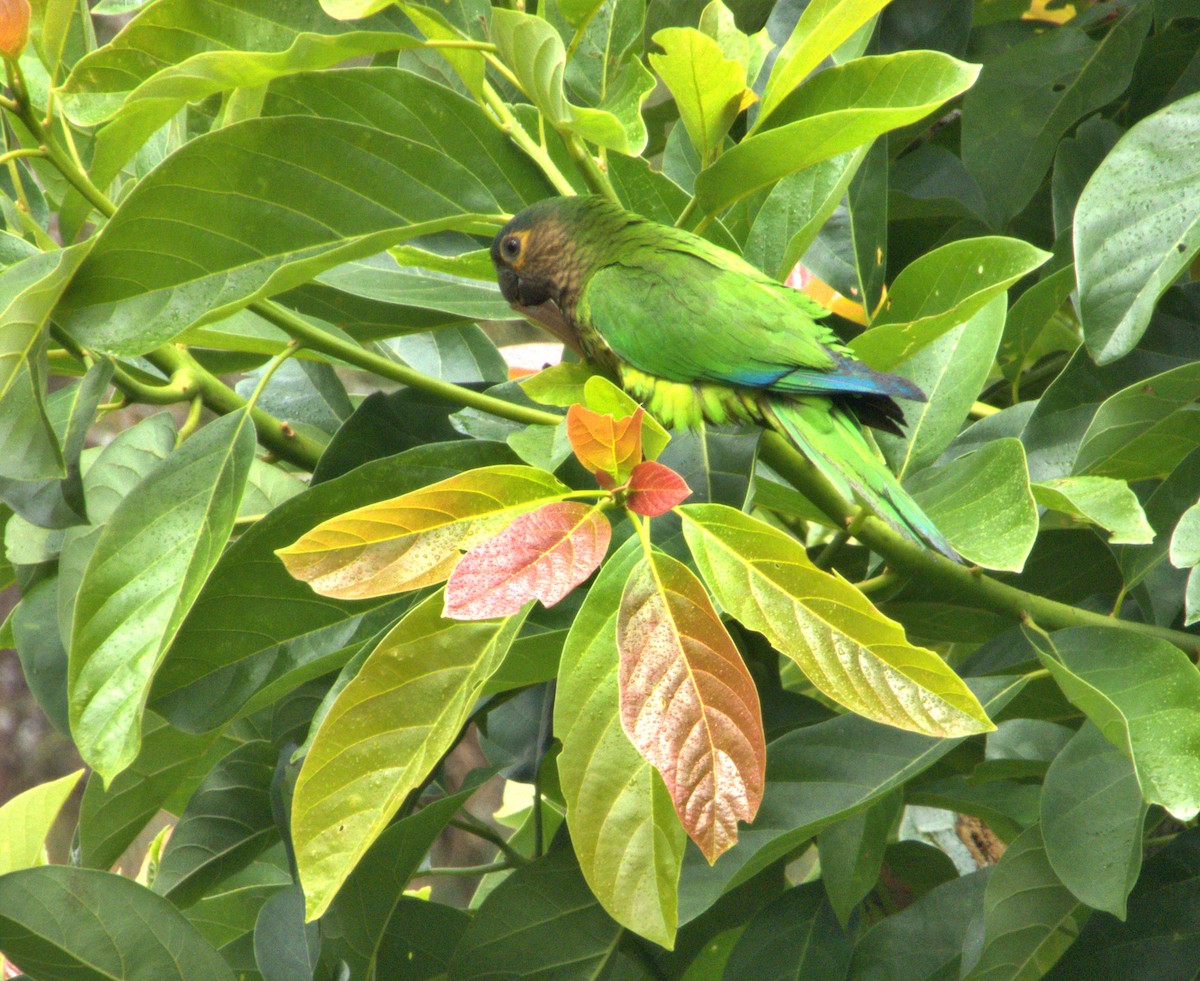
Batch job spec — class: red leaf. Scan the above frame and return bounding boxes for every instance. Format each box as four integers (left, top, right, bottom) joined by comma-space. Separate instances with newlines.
617, 551, 766, 862
625, 461, 691, 517
566, 404, 644, 481
443, 502, 611, 620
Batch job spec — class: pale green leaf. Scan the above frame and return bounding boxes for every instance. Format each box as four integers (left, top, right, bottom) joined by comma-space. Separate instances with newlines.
1033, 476, 1155, 545
0, 770, 84, 875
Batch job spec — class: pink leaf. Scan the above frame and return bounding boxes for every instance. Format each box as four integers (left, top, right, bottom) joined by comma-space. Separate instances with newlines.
443, 502, 611, 620
625, 461, 691, 516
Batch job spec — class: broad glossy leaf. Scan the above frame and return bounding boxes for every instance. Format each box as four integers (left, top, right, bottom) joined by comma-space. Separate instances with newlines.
677, 676, 1024, 923
626, 460, 692, 516
818, 790, 900, 924
907, 439, 1038, 572
680, 503, 993, 736
0, 770, 83, 876
1033, 476, 1154, 545
997, 265, 1076, 388
0, 245, 88, 402
319, 772, 491, 977
556, 537, 685, 948
618, 550, 766, 862
1116, 447, 1200, 588
756, 0, 891, 125
59, 68, 550, 355
566, 403, 644, 481
743, 148, 868, 280
444, 501, 610, 619
1027, 626, 1200, 821
650, 27, 751, 160
1172, 501, 1200, 569
292, 591, 525, 919
850, 869, 990, 980
69, 410, 256, 783
877, 295, 1006, 479
181, 853, 291, 952
694, 51, 979, 216
277, 465, 569, 600
851, 237, 1050, 370
963, 824, 1085, 981
77, 713, 229, 870
723, 882, 852, 981
1076, 91, 1200, 364
962, 5, 1150, 226
152, 740, 279, 909
448, 844, 622, 978
255, 884, 319, 981
1041, 723, 1144, 919
0, 867, 235, 981
80, 411, 176, 525
1073, 362, 1200, 480
491, 8, 654, 155
11, 577, 70, 733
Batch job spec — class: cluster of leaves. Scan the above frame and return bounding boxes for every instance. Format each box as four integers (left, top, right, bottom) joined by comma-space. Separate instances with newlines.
0, 0, 1198, 979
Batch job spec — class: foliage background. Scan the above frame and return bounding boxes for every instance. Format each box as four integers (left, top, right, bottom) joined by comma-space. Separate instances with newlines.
1, 0, 1200, 978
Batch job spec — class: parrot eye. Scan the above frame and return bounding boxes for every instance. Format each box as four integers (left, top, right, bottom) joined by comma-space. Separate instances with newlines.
501, 236, 521, 260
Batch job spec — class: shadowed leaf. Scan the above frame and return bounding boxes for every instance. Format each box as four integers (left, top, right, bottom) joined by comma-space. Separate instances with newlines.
444, 501, 611, 619
618, 550, 765, 862
276, 465, 569, 600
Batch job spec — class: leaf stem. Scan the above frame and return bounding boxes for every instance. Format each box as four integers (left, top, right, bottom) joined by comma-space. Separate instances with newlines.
564, 133, 619, 203
0, 147, 47, 167
252, 300, 562, 427
449, 816, 528, 866
419, 860, 516, 877
480, 81, 577, 196
759, 432, 1200, 655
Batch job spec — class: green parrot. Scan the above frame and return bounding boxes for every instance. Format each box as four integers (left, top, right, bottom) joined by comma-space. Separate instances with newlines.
490, 194, 955, 559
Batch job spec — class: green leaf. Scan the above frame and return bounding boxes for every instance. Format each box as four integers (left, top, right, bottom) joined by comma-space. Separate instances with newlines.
650, 27, 752, 161
1072, 362, 1200, 481
375, 897, 468, 980
152, 740, 279, 909
742, 148, 868, 280
851, 237, 1050, 370
76, 713, 229, 870
0, 244, 88, 402
292, 591, 525, 920
448, 844, 623, 979
182, 853, 290, 952
0, 867, 236, 981
0, 337, 62, 484
997, 265, 1077, 388
1076, 90, 1200, 363
69, 410, 256, 783
491, 8, 654, 155
963, 824, 1085, 981
817, 790, 901, 924
556, 536, 685, 949
1116, 447, 1200, 588
962, 4, 1150, 226
907, 439, 1038, 572
151, 441, 516, 733
0, 770, 83, 875
1033, 476, 1154, 545
877, 294, 1007, 479
1172, 501, 1200, 569
319, 772, 491, 977
1027, 626, 1200, 821
756, 0, 892, 125
723, 883, 853, 981
677, 676, 1025, 924
680, 503, 994, 736
255, 884, 319, 981
58, 68, 550, 355
1041, 723, 1144, 919
11, 577, 70, 733
81, 411, 176, 525
694, 51, 979, 217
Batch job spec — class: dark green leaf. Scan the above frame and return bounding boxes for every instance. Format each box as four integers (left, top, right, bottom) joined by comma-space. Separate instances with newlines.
255, 884, 319, 981
723, 882, 853, 981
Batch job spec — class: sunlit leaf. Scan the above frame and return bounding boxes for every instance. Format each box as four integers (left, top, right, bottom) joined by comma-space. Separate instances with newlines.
679, 504, 993, 737
1033, 476, 1155, 545
0, 770, 84, 876
618, 550, 766, 862
444, 501, 611, 619
566, 403, 644, 481
292, 591, 525, 920
276, 465, 569, 600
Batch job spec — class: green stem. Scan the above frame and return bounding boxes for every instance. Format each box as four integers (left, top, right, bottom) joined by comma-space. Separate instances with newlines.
814, 507, 866, 570
759, 432, 1200, 655
480, 81, 577, 196
419, 861, 516, 878
563, 133, 619, 202
449, 817, 527, 866
674, 195, 699, 229
253, 300, 561, 427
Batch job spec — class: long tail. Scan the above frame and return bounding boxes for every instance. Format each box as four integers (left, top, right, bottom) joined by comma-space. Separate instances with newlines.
764, 399, 959, 561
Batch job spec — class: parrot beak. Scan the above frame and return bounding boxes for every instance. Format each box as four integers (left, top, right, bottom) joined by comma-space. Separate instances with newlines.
497, 266, 520, 304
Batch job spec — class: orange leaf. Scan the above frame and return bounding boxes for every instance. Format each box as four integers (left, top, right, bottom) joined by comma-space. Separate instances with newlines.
625, 461, 691, 517
566, 403, 644, 481
617, 551, 765, 862
0, 0, 29, 59
443, 502, 611, 620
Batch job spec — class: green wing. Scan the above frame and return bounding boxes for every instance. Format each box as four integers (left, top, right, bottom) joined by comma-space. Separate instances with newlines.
579, 247, 894, 398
